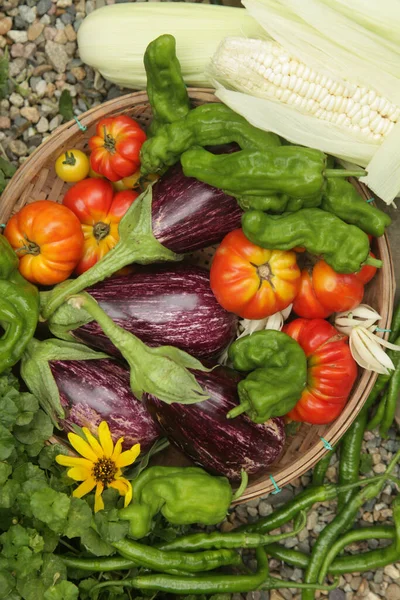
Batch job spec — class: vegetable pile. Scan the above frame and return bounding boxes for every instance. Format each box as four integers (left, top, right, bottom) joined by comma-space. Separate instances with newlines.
0, 25, 399, 599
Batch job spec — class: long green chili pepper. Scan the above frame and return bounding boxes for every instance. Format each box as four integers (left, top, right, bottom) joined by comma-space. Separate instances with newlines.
380, 359, 400, 437
389, 302, 400, 344
337, 409, 368, 512
157, 511, 307, 552
367, 390, 388, 430
89, 547, 338, 596
112, 539, 241, 573
266, 525, 395, 573
60, 555, 200, 577
301, 449, 400, 600
319, 494, 400, 583
312, 447, 336, 486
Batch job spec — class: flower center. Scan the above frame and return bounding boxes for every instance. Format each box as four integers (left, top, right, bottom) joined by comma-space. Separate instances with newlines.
92, 457, 117, 485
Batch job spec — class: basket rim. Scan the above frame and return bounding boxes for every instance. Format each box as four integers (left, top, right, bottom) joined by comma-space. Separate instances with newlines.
0, 88, 395, 502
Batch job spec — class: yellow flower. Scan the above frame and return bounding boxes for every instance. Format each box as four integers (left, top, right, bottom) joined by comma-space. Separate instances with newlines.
56, 421, 140, 513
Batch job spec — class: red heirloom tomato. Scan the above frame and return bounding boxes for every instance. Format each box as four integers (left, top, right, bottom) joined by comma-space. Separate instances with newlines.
293, 260, 365, 318
283, 318, 358, 424
89, 115, 146, 182
355, 251, 378, 284
4, 200, 84, 285
210, 229, 301, 319
63, 178, 138, 275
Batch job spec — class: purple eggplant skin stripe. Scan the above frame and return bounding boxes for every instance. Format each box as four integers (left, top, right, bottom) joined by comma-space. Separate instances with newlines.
74, 264, 238, 360
151, 161, 243, 254
49, 358, 161, 452
144, 366, 286, 481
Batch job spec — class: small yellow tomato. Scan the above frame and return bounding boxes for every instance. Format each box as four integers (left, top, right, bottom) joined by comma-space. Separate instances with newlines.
55, 149, 90, 183
112, 170, 142, 192
88, 165, 104, 179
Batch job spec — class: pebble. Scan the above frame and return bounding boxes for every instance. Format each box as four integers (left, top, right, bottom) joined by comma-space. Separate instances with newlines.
57, 0, 73, 7
258, 501, 273, 517
8, 139, 28, 156
10, 43, 25, 59
64, 23, 77, 41
19, 5, 37, 24
9, 93, 24, 108
20, 106, 40, 123
27, 21, 44, 41
0, 116, 11, 129
0, 36, 7, 49
387, 584, 400, 600
23, 42, 36, 59
373, 463, 387, 474
8, 30, 28, 44
37, 0, 52, 17
0, 17, 12, 36
45, 40, 69, 73
54, 29, 67, 44
385, 565, 400, 579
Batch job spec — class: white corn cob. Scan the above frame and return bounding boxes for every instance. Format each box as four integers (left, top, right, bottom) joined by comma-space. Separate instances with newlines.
211, 38, 400, 142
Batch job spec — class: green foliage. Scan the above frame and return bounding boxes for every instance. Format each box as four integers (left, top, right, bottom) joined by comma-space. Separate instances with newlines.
359, 453, 373, 475
0, 49, 9, 100
59, 89, 74, 121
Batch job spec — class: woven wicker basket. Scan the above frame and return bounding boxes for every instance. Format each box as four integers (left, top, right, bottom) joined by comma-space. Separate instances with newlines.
1, 89, 395, 502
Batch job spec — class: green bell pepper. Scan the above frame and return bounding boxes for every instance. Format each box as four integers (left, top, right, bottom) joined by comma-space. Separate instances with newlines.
227, 330, 307, 424
118, 466, 234, 539
242, 208, 382, 274
0, 235, 39, 373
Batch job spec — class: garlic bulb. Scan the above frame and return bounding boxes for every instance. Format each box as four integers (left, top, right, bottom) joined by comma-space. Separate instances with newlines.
335, 304, 400, 374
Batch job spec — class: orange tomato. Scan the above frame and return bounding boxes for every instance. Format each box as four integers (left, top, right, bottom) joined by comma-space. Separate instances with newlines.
210, 229, 301, 319
4, 200, 84, 285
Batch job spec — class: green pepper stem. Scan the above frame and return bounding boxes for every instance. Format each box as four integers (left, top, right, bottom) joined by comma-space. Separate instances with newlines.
226, 401, 250, 419
364, 256, 383, 268
325, 169, 366, 179
232, 470, 249, 502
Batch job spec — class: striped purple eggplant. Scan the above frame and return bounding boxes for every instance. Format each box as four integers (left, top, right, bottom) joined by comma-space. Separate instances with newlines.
72, 264, 238, 359
151, 161, 242, 253
143, 366, 286, 481
49, 358, 161, 452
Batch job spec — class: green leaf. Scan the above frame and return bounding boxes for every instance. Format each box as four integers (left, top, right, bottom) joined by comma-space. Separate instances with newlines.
38, 444, 67, 470
17, 576, 45, 600
12, 462, 46, 484
0, 49, 9, 100
63, 497, 92, 539
0, 424, 15, 460
94, 508, 129, 543
0, 480, 20, 509
0, 157, 16, 179
44, 580, 79, 600
9, 546, 43, 579
13, 393, 38, 427
30, 488, 70, 533
40, 553, 67, 590
0, 569, 15, 599
359, 453, 373, 475
0, 396, 18, 428
58, 89, 74, 122
0, 462, 12, 485
80, 527, 115, 557
13, 410, 53, 446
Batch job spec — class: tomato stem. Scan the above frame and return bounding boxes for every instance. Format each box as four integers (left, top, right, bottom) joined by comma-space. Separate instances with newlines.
16, 236, 40, 256
62, 151, 77, 166
93, 221, 111, 242
103, 125, 116, 154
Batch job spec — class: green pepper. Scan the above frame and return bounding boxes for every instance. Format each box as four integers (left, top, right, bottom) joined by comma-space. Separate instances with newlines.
238, 191, 322, 213
242, 208, 382, 274
226, 330, 307, 423
321, 178, 391, 237
144, 34, 190, 136
0, 235, 39, 374
118, 466, 233, 539
140, 103, 281, 175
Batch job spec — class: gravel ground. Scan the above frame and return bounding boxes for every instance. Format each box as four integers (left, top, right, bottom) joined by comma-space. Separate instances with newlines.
0, 1, 400, 598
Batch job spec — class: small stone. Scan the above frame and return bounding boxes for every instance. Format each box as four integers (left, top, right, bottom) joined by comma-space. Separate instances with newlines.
9, 92, 24, 108
307, 512, 318, 530
9, 106, 20, 120
373, 463, 386, 474
27, 21, 44, 41
14, 116, 28, 128
0, 17, 12, 36
33, 64, 53, 76
351, 576, 362, 591
35, 80, 47, 97
258, 500, 272, 517
86, 1, 95, 14
362, 511, 374, 523
387, 584, 400, 600
0, 36, 7, 49
0, 116, 10, 129
374, 570, 384, 583
64, 23, 76, 41
9, 139, 28, 157
7, 30, 28, 43
384, 565, 400, 579
54, 29, 67, 44
37, 0, 52, 16
61, 13, 73, 25
45, 40, 69, 73
19, 5, 37, 24
219, 520, 234, 533
40, 14, 51, 25
372, 453, 382, 465
20, 106, 40, 123
270, 592, 285, 600
23, 42, 36, 58
10, 43, 25, 58
57, 0, 72, 6
364, 593, 380, 600
65, 41, 76, 56
247, 507, 258, 518
44, 26, 57, 41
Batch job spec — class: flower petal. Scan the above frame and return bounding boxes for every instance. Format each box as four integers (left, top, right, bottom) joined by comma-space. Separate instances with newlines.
123, 478, 132, 507
82, 427, 104, 458
73, 477, 97, 499
98, 421, 114, 458
115, 444, 141, 468
56, 455, 93, 469
67, 466, 92, 481
68, 432, 99, 462
108, 478, 129, 495
94, 482, 105, 513
111, 437, 124, 462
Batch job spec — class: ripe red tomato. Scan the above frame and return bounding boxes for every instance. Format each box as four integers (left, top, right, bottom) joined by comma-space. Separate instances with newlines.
210, 229, 301, 319
4, 200, 84, 285
283, 318, 358, 424
89, 115, 146, 182
63, 178, 138, 274
293, 260, 364, 318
